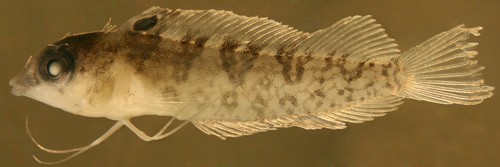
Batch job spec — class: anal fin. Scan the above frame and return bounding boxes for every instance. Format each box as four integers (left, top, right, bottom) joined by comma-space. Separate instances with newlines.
192, 95, 403, 139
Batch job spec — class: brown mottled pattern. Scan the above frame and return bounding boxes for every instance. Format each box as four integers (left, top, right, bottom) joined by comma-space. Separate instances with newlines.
221, 91, 239, 113
148, 38, 399, 121
62, 7, 406, 122
67, 28, 401, 122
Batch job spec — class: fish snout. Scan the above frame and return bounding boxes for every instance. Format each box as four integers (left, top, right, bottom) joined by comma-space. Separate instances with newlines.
10, 76, 26, 96
9, 71, 38, 97
9, 77, 16, 87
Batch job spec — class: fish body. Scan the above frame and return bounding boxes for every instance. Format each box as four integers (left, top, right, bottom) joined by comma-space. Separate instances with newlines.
9, 6, 494, 164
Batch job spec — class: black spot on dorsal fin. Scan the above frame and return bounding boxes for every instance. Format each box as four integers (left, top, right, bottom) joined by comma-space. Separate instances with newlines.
133, 15, 158, 31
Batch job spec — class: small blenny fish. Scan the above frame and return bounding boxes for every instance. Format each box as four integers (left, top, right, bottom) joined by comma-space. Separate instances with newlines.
9, 6, 494, 164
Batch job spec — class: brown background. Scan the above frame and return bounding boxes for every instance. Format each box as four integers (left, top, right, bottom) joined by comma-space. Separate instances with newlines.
0, 0, 498, 166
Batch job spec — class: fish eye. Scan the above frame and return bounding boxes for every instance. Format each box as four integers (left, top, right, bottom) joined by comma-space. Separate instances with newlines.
37, 45, 75, 86
47, 59, 62, 77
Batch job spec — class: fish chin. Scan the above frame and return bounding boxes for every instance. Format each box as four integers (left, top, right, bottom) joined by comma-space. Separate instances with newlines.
21, 83, 86, 114
10, 87, 25, 97
9, 71, 35, 97
9, 79, 26, 96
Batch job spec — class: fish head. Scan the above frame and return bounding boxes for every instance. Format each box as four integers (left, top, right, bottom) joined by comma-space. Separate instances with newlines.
9, 41, 84, 112
9, 32, 143, 119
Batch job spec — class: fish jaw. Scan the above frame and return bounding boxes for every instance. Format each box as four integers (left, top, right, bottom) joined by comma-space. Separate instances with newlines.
10, 72, 91, 115
9, 64, 80, 111
10, 61, 39, 97
10, 77, 28, 97
9, 54, 97, 115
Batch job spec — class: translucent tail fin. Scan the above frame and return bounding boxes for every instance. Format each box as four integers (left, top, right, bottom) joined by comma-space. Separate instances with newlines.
397, 25, 494, 105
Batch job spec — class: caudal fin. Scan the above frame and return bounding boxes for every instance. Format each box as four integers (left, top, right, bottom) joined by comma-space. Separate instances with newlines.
397, 25, 494, 105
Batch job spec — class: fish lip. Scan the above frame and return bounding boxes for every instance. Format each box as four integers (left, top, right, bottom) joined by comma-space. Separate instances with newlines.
10, 87, 25, 97
9, 77, 28, 96
8, 77, 17, 87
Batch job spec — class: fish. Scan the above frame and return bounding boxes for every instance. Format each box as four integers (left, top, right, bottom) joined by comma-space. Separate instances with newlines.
9, 6, 494, 164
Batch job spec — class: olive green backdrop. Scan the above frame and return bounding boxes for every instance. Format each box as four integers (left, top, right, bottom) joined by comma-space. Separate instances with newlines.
0, 0, 498, 166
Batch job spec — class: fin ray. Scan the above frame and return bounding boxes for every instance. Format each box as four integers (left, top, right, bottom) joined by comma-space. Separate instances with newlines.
119, 7, 399, 62
192, 95, 403, 139
397, 25, 494, 105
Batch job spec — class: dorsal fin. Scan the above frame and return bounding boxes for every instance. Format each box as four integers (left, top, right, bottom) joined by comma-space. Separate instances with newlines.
296, 15, 400, 62
118, 7, 399, 62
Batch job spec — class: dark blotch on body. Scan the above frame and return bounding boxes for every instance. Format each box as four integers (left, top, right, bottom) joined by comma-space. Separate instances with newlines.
181, 31, 195, 44
275, 45, 312, 85
243, 42, 263, 56
382, 69, 388, 76
221, 91, 239, 113
257, 77, 272, 91
123, 32, 163, 73
322, 57, 334, 72
315, 101, 323, 109
319, 77, 326, 84
219, 37, 256, 84
279, 93, 298, 107
365, 81, 374, 88
345, 95, 354, 102
393, 60, 402, 87
369, 62, 375, 68
381, 63, 392, 77
382, 63, 392, 69
314, 89, 325, 98
194, 36, 210, 47
162, 86, 180, 101
329, 102, 337, 108
334, 54, 349, 76
347, 62, 365, 83
220, 37, 239, 52
385, 82, 393, 88
124, 29, 204, 84
251, 94, 269, 118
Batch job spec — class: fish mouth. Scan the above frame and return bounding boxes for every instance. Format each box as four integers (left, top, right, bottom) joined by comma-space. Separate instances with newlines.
9, 76, 28, 97
10, 87, 25, 96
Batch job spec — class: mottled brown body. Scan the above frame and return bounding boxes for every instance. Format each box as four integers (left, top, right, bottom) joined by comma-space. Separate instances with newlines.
67, 29, 401, 121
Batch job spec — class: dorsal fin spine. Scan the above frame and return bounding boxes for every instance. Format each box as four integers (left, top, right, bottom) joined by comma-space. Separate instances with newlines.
315, 17, 375, 56
230, 17, 259, 33
320, 16, 374, 57
191, 11, 220, 30
350, 33, 388, 56
255, 25, 288, 44
270, 29, 300, 47
233, 18, 263, 42
336, 24, 382, 55
307, 16, 362, 52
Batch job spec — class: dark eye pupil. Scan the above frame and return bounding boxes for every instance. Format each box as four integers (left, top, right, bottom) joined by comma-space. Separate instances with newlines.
47, 59, 62, 77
